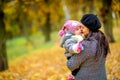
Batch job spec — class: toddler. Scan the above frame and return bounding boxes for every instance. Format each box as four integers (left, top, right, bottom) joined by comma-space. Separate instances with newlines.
58, 20, 84, 80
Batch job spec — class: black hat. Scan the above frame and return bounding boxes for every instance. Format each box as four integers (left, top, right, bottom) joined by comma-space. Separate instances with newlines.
80, 14, 101, 32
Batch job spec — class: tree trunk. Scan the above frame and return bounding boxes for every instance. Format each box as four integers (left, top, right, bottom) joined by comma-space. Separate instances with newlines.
115, 11, 120, 27
43, 12, 51, 42
101, 0, 115, 42
62, 0, 70, 20
104, 11, 115, 42
0, 9, 8, 71
16, 1, 33, 45
42, 0, 51, 42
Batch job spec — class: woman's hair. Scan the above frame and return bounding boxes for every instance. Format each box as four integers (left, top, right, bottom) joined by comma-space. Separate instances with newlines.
87, 30, 110, 59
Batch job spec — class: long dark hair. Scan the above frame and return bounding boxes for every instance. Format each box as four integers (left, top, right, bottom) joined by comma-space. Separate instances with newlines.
87, 30, 110, 59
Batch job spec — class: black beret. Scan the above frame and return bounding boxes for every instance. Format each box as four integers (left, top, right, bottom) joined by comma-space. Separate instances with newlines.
81, 14, 101, 32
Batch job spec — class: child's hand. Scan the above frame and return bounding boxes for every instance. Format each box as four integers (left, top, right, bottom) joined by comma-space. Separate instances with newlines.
72, 42, 84, 53
66, 74, 75, 80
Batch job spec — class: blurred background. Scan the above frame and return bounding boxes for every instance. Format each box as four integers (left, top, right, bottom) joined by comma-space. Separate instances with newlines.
0, 0, 120, 80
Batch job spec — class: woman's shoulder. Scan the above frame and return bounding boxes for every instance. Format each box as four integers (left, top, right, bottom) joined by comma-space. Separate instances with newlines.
82, 38, 98, 46
81, 39, 98, 55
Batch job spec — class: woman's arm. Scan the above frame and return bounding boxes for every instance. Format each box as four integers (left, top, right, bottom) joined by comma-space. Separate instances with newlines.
65, 39, 98, 71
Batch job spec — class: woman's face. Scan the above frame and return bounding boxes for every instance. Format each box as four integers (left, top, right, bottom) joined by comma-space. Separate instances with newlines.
81, 23, 90, 36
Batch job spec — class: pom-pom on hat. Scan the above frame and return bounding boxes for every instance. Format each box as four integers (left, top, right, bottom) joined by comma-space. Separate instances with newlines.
80, 14, 101, 32
58, 20, 82, 36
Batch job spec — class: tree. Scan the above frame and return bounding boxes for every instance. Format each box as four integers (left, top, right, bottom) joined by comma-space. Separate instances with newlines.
0, 0, 9, 71
112, 0, 120, 28
100, 0, 115, 42
3, 0, 64, 42
42, 0, 51, 42
16, 0, 34, 45
34, 0, 63, 42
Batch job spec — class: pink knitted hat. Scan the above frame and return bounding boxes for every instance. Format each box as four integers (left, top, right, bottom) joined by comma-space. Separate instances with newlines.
58, 20, 82, 36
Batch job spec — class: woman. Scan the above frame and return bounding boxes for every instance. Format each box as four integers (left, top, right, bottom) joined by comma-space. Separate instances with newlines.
64, 14, 110, 80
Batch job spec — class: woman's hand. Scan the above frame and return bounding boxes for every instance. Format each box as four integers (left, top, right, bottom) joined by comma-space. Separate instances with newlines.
77, 42, 84, 52
72, 42, 84, 53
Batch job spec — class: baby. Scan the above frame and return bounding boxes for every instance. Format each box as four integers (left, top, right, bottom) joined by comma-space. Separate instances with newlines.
58, 20, 84, 80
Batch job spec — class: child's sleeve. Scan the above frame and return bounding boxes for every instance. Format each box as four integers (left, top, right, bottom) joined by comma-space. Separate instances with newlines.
63, 39, 84, 54
60, 33, 72, 47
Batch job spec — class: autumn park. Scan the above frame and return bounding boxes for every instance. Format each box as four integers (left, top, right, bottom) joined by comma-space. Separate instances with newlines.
0, 0, 120, 80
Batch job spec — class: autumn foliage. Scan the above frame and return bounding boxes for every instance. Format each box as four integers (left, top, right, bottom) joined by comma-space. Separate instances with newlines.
0, 44, 69, 80
0, 40, 119, 80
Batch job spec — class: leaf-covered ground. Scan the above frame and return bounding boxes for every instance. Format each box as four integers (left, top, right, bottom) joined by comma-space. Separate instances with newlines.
0, 42, 120, 80
0, 43, 69, 80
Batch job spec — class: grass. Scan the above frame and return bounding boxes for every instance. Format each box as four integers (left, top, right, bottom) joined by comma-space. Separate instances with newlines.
6, 31, 59, 62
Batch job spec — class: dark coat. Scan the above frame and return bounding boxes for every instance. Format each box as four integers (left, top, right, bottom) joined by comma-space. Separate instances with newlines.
64, 33, 107, 80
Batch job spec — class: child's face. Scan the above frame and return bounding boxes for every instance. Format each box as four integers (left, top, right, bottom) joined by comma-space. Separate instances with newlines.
74, 26, 82, 35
